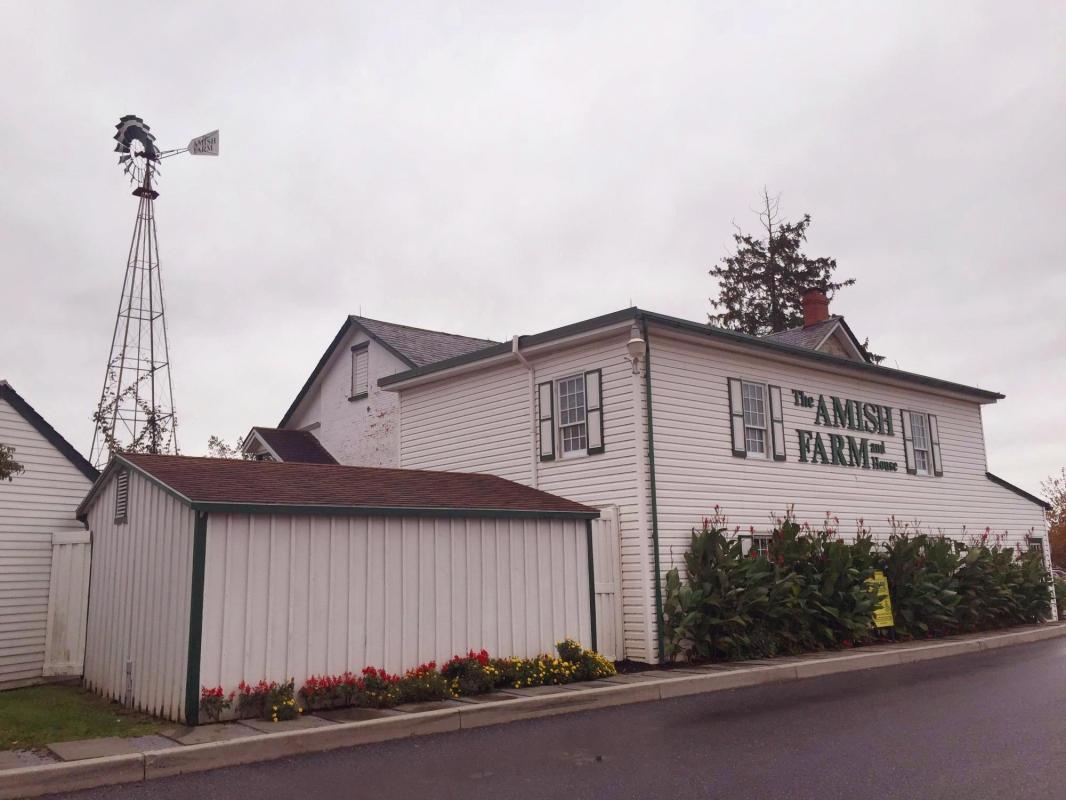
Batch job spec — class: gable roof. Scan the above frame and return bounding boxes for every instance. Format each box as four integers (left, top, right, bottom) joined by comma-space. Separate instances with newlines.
279, 316, 499, 427
985, 472, 1051, 511
353, 316, 499, 369
78, 453, 597, 520
243, 427, 338, 464
378, 307, 1004, 403
0, 380, 98, 482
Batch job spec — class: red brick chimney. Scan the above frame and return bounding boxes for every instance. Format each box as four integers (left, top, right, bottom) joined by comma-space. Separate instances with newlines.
801, 287, 830, 327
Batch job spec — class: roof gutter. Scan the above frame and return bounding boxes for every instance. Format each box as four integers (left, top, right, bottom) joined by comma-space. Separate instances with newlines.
378, 307, 1002, 403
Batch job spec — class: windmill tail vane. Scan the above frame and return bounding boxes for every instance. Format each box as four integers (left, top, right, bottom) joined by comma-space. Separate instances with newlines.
90, 115, 218, 468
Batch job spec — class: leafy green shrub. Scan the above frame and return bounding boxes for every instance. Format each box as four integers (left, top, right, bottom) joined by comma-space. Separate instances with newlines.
663, 518, 770, 661
762, 515, 878, 652
1055, 577, 1066, 620
664, 512, 878, 662
664, 509, 1053, 664
398, 662, 454, 703
880, 533, 960, 638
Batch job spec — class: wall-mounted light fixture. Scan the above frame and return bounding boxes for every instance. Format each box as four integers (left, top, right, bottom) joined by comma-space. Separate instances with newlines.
626, 324, 647, 374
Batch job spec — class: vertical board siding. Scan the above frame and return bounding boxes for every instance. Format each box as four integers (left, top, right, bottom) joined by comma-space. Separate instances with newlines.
648, 330, 1050, 581
0, 399, 93, 689
198, 513, 592, 692
399, 331, 652, 661
83, 471, 194, 721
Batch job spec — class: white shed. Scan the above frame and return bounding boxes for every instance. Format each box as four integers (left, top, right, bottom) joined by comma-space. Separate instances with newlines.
0, 381, 97, 689
75, 453, 600, 723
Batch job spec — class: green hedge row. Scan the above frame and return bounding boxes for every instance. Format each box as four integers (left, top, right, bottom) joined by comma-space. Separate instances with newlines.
663, 512, 1052, 663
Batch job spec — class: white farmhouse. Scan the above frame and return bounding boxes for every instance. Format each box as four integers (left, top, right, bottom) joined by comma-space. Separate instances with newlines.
0, 381, 97, 688
244, 316, 497, 466
256, 292, 1053, 663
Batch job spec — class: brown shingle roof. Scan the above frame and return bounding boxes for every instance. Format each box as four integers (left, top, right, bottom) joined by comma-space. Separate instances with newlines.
92, 453, 596, 518
351, 316, 499, 368
248, 427, 337, 464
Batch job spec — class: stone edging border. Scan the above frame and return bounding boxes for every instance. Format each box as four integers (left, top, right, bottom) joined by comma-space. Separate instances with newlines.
3, 624, 1063, 800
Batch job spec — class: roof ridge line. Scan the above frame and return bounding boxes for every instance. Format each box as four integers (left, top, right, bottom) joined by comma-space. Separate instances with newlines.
351, 315, 499, 343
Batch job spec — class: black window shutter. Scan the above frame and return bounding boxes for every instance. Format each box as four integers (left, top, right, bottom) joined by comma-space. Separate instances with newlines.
727, 378, 746, 458
584, 370, 604, 455
768, 385, 786, 461
929, 414, 943, 477
900, 409, 916, 475
538, 381, 555, 462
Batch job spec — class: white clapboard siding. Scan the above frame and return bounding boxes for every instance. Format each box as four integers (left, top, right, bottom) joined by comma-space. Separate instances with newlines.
400, 361, 532, 482
83, 469, 195, 721
398, 331, 655, 662
0, 398, 94, 689
198, 513, 592, 690
647, 329, 1050, 583
42, 531, 92, 676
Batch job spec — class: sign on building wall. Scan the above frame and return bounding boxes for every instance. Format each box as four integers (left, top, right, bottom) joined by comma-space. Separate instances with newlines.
791, 390, 899, 472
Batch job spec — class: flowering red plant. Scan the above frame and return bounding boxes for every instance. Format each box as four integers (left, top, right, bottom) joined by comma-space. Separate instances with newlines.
199, 685, 233, 722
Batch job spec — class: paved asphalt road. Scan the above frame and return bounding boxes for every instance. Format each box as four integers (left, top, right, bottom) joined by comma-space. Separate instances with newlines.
53, 638, 1065, 800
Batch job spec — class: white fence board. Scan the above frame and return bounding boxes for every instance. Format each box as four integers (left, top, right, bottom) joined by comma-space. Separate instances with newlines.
42, 531, 91, 676
591, 506, 624, 661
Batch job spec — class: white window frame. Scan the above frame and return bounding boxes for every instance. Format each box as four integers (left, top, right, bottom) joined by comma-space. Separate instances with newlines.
749, 534, 772, 558
909, 411, 932, 476
555, 374, 588, 459
350, 344, 369, 400
741, 380, 769, 459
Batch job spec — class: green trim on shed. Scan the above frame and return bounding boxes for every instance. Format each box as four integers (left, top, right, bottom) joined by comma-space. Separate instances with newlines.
585, 518, 598, 653
188, 502, 599, 520
184, 511, 208, 725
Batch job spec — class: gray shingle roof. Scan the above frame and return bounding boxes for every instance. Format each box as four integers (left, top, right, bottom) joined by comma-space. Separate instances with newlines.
352, 316, 499, 368
759, 318, 842, 351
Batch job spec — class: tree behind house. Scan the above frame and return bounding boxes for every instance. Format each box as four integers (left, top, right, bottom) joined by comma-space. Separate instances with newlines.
1043, 468, 1066, 567
0, 444, 23, 481
710, 189, 855, 336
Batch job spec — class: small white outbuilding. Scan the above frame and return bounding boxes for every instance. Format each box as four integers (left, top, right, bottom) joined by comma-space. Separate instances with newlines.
75, 453, 600, 723
0, 380, 98, 689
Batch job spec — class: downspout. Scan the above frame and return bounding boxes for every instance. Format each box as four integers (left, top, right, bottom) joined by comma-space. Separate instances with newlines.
630, 334, 655, 662
640, 316, 665, 663
512, 336, 538, 489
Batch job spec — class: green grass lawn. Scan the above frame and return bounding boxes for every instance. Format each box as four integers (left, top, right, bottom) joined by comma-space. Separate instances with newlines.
0, 683, 165, 750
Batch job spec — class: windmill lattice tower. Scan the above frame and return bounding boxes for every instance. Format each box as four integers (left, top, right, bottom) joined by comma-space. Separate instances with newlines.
90, 116, 179, 468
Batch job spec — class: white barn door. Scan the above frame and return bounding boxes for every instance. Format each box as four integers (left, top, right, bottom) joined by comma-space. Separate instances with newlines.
591, 506, 624, 661
42, 531, 92, 677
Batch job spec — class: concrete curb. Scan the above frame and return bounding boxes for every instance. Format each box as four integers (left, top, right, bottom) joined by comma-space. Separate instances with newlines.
2, 623, 1063, 799
0, 754, 144, 800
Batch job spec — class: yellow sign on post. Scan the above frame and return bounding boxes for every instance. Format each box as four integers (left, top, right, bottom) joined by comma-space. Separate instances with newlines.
868, 570, 895, 628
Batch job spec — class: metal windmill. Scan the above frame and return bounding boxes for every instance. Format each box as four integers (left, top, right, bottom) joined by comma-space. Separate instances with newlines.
90, 116, 219, 468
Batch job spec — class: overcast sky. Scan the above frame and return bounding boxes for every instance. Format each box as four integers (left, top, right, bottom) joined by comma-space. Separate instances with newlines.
1, 1, 1062, 495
